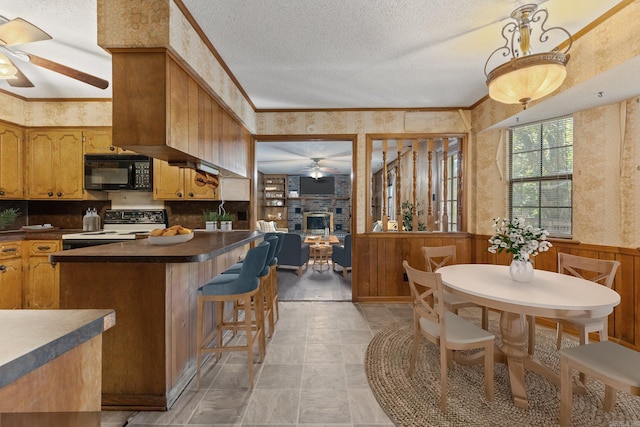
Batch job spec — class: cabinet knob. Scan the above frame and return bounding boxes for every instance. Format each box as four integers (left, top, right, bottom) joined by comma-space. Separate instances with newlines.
0, 265, 6, 272
0, 190, 4, 196
48, 192, 54, 197
188, 192, 194, 197
57, 192, 62, 197
109, 146, 115, 151
177, 192, 183, 198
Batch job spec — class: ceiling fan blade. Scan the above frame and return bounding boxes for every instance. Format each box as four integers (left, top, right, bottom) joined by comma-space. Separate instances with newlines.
6, 60, 33, 87
0, 18, 51, 46
26, 52, 109, 89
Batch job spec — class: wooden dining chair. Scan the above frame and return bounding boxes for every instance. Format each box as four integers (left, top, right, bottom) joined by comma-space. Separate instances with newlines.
403, 260, 495, 412
528, 253, 620, 357
560, 341, 640, 426
422, 246, 489, 330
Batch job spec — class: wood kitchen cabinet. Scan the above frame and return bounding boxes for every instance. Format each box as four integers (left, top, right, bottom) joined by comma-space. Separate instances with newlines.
27, 129, 84, 200
23, 240, 60, 309
83, 128, 120, 154
153, 159, 218, 200
112, 51, 249, 178
0, 241, 22, 309
0, 122, 24, 199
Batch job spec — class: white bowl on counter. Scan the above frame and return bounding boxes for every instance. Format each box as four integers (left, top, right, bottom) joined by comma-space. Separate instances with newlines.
148, 232, 194, 245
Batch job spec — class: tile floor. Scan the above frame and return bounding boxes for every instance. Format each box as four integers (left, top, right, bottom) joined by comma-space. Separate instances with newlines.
276, 263, 352, 301
101, 301, 412, 426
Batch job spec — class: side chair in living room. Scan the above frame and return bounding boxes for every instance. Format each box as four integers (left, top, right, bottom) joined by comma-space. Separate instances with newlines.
403, 260, 495, 412
422, 245, 489, 330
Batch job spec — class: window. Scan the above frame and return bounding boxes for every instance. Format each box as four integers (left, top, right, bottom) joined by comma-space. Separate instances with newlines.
438, 141, 460, 232
509, 116, 573, 236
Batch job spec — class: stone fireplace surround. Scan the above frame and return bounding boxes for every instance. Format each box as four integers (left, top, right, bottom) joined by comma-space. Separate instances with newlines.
287, 175, 350, 234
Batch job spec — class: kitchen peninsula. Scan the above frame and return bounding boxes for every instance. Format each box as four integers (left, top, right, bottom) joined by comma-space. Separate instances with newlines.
49, 230, 262, 411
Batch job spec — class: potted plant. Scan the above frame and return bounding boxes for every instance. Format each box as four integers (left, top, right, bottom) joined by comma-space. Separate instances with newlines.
219, 212, 234, 231
203, 210, 219, 231
401, 202, 427, 231
0, 207, 20, 230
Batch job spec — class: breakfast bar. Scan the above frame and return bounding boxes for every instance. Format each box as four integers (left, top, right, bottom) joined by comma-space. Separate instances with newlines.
0, 309, 115, 426
49, 230, 262, 411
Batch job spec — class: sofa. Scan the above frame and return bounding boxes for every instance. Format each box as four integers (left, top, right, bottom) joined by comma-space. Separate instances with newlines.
256, 220, 287, 233
277, 233, 310, 277
332, 234, 352, 277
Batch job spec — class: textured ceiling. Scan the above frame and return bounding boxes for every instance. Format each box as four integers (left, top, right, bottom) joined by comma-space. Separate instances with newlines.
182, 0, 624, 109
0, 0, 625, 108
0, 1, 636, 176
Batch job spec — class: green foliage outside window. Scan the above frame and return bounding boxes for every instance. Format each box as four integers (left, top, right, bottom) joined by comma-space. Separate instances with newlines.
509, 116, 573, 236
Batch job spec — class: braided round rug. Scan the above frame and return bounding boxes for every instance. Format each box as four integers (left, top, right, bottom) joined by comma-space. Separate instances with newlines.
365, 320, 640, 427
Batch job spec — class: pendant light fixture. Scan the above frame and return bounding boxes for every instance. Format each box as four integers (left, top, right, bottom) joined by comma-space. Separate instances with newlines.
484, 4, 572, 109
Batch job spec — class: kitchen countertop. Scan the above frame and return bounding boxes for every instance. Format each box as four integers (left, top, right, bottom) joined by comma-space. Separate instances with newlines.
49, 230, 262, 263
0, 309, 115, 389
0, 229, 83, 242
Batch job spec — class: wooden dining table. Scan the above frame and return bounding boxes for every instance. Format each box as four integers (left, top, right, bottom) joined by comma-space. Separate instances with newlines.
437, 264, 621, 409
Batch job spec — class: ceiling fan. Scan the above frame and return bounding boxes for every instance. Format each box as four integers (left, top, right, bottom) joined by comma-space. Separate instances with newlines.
0, 16, 108, 89
303, 158, 338, 180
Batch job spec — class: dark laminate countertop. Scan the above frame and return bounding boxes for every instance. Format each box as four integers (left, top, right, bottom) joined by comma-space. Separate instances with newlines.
0, 229, 83, 242
0, 309, 115, 389
49, 230, 263, 263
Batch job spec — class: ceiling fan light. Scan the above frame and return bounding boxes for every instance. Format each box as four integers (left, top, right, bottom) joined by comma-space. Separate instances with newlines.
310, 169, 323, 179
0, 53, 17, 79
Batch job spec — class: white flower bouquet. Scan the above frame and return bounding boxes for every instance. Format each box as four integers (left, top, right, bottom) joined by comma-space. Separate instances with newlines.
488, 217, 552, 261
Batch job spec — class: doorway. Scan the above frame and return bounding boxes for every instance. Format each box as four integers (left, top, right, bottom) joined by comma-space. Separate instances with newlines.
255, 136, 355, 301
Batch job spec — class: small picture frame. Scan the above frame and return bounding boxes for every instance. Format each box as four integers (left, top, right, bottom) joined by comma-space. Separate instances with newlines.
289, 190, 299, 198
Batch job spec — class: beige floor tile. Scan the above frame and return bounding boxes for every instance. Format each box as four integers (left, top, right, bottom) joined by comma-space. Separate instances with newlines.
348, 389, 393, 425
101, 301, 404, 427
302, 363, 347, 389
298, 389, 351, 424
188, 389, 252, 424
241, 389, 300, 424
256, 364, 303, 389
304, 343, 344, 364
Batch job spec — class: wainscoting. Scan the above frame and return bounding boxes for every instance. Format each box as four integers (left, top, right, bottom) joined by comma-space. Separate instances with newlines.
353, 232, 640, 350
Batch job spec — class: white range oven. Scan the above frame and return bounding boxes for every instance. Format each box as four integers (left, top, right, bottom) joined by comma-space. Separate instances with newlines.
62, 209, 168, 249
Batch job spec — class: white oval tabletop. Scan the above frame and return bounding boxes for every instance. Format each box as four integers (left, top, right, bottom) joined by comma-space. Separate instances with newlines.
438, 264, 621, 319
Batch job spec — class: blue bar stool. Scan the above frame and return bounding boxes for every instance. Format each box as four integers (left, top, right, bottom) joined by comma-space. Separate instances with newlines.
265, 232, 284, 322
195, 241, 270, 389
228, 236, 279, 338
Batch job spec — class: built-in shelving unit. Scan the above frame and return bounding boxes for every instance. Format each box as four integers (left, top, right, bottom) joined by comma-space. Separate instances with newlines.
261, 174, 288, 229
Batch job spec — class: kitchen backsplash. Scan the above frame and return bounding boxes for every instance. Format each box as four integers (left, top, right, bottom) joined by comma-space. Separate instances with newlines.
0, 199, 251, 232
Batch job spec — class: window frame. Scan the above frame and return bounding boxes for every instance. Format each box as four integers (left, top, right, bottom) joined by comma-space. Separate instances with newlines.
508, 116, 574, 237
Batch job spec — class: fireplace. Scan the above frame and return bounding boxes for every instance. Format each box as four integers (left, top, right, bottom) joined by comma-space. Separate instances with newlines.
303, 212, 333, 234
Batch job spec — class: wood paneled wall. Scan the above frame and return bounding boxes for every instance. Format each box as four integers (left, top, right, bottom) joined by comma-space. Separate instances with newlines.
354, 233, 640, 350
353, 232, 471, 302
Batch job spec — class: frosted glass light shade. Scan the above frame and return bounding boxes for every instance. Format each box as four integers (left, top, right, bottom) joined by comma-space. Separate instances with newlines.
486, 52, 569, 108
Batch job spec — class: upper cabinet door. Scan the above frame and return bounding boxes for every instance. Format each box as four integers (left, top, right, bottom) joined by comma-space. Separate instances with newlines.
27, 129, 83, 200
0, 123, 24, 199
56, 132, 84, 199
84, 128, 121, 154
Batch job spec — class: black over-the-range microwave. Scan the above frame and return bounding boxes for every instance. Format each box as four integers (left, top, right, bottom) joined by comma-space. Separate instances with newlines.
84, 154, 153, 191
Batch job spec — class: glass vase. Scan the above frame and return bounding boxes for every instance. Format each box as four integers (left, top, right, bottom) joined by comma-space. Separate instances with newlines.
509, 255, 534, 282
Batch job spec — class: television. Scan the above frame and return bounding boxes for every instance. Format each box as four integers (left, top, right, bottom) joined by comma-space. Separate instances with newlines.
300, 176, 335, 195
